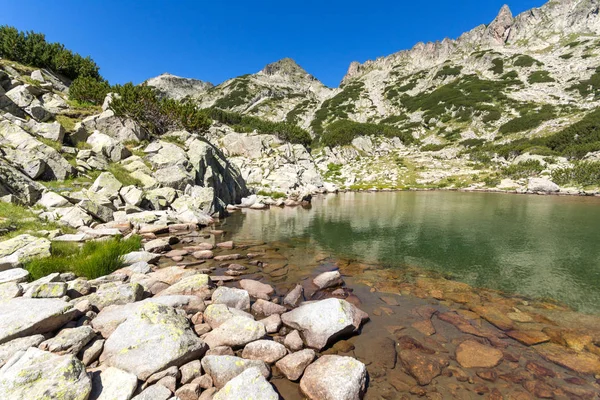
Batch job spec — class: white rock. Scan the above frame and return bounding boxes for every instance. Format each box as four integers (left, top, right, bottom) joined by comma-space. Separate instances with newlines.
242, 340, 287, 364
201, 355, 270, 388
90, 366, 138, 400
300, 355, 367, 400
213, 367, 278, 400
204, 316, 265, 349
212, 286, 250, 311
276, 349, 316, 381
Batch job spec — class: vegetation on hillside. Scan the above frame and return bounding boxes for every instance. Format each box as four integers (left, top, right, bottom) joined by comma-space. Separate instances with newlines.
552, 161, 600, 186
0, 25, 101, 80
320, 120, 418, 148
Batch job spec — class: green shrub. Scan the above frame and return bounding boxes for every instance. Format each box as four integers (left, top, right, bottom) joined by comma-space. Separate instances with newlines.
110, 83, 212, 136
25, 236, 142, 280
311, 81, 365, 136
482, 109, 502, 123
528, 71, 555, 84
544, 108, 600, 158
502, 160, 545, 179
552, 161, 600, 186
569, 66, 600, 98
0, 25, 101, 80
421, 143, 447, 152
499, 105, 556, 134
501, 71, 519, 80
489, 58, 504, 75
69, 76, 111, 105
320, 120, 417, 148
513, 55, 542, 68
434, 65, 462, 79
560, 53, 574, 60
461, 138, 486, 148
213, 77, 252, 109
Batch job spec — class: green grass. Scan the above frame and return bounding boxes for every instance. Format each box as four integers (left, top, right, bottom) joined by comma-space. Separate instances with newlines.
55, 115, 78, 132
108, 164, 143, 187
0, 202, 66, 239
528, 71, 555, 84
38, 137, 62, 152
257, 190, 286, 199
161, 135, 186, 148
513, 55, 543, 68
25, 236, 142, 280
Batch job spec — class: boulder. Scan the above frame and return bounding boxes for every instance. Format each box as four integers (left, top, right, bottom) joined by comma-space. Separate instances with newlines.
100, 302, 208, 380
155, 165, 194, 191
81, 110, 147, 142
0, 298, 78, 344
39, 326, 95, 355
251, 299, 287, 317
242, 340, 287, 364
528, 178, 560, 193
24, 282, 67, 298
276, 349, 316, 381
58, 206, 93, 229
0, 347, 91, 400
27, 120, 65, 142
157, 274, 212, 298
239, 279, 274, 300
212, 286, 250, 311
203, 303, 254, 329
0, 235, 51, 270
0, 268, 29, 284
89, 172, 123, 201
0, 335, 45, 367
260, 314, 282, 334
87, 283, 144, 310
283, 284, 304, 307
131, 384, 172, 400
200, 355, 270, 388
0, 282, 22, 300
37, 191, 69, 208
281, 298, 368, 350
213, 367, 278, 400
300, 355, 367, 400
87, 131, 132, 162
89, 367, 138, 400
203, 316, 266, 349
122, 251, 161, 266
0, 158, 45, 205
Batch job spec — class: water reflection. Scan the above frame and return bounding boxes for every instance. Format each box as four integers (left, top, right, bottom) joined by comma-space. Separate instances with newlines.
222, 191, 600, 313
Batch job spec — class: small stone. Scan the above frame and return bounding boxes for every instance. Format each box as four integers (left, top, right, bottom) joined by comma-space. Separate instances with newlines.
313, 270, 344, 289
200, 355, 270, 389
242, 340, 287, 364
131, 385, 172, 400
216, 241, 234, 249
39, 326, 95, 354
203, 316, 266, 349
192, 374, 213, 389
251, 299, 287, 317
193, 250, 214, 259
276, 349, 316, 381
175, 383, 201, 400
180, 360, 202, 384
260, 314, 282, 334
90, 366, 138, 400
506, 329, 551, 346
212, 286, 250, 311
284, 330, 304, 351
240, 279, 274, 300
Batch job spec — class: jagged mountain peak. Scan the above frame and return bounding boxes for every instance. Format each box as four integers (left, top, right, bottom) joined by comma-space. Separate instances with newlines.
145, 73, 214, 101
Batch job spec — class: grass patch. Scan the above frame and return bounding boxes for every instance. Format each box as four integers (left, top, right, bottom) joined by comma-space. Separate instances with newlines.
320, 120, 418, 148
513, 55, 543, 68
421, 143, 448, 152
489, 58, 504, 75
108, 164, 143, 187
25, 236, 142, 280
257, 190, 286, 199
55, 115, 77, 132
499, 105, 556, 134
38, 137, 62, 152
0, 202, 65, 238
161, 136, 186, 148
528, 71, 555, 84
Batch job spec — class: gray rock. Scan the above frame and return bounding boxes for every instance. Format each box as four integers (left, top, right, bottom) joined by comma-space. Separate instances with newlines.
39, 326, 95, 354
122, 251, 160, 266
0, 235, 51, 270
0, 347, 91, 400
131, 384, 172, 400
283, 284, 304, 307
27, 120, 64, 142
81, 110, 147, 143
24, 282, 67, 298
37, 191, 69, 208
90, 366, 138, 400
87, 283, 144, 310
0, 158, 45, 205
251, 299, 287, 317
0, 268, 29, 284
242, 340, 287, 364
0, 335, 45, 367
260, 314, 282, 334
239, 279, 274, 300
89, 172, 123, 200
100, 302, 207, 380
204, 316, 265, 348
313, 270, 344, 289
155, 165, 194, 191
276, 349, 316, 381
146, 73, 213, 101
213, 367, 278, 400
300, 355, 367, 400
79, 338, 104, 366
203, 303, 254, 329
212, 286, 250, 311
58, 206, 93, 229
157, 274, 212, 298
0, 282, 22, 300
281, 298, 368, 350
201, 355, 270, 388
528, 177, 560, 193
0, 297, 78, 344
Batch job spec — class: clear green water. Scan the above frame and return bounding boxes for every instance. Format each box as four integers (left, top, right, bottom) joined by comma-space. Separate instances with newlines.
224, 191, 600, 314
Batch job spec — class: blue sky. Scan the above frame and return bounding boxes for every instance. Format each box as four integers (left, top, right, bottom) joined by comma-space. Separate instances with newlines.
2, 0, 546, 87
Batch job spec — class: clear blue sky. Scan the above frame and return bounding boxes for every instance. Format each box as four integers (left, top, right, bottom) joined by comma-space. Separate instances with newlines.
2, 0, 546, 87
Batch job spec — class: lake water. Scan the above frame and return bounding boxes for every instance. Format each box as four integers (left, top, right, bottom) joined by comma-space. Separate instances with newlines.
222, 191, 600, 314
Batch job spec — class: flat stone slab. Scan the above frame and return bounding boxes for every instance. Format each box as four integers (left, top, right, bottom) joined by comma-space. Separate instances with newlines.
0, 268, 29, 284
0, 298, 78, 344
0, 234, 51, 270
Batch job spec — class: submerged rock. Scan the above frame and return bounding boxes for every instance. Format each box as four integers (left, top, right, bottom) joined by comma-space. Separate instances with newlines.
456, 340, 503, 369
313, 270, 344, 289
0, 347, 91, 400
300, 355, 367, 400
281, 298, 368, 350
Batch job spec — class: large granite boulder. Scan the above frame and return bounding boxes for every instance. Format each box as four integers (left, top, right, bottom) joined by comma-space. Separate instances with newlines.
211, 286, 250, 311
0, 347, 91, 400
0, 234, 51, 271
81, 110, 147, 142
281, 298, 369, 350
100, 302, 207, 380
204, 316, 266, 349
0, 158, 45, 205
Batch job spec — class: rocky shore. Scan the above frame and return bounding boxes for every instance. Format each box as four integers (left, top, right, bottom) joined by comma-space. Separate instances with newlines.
1, 208, 600, 399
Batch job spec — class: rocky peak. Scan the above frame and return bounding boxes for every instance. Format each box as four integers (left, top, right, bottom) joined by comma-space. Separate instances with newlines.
145, 73, 214, 101
485, 4, 514, 45
260, 58, 313, 79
